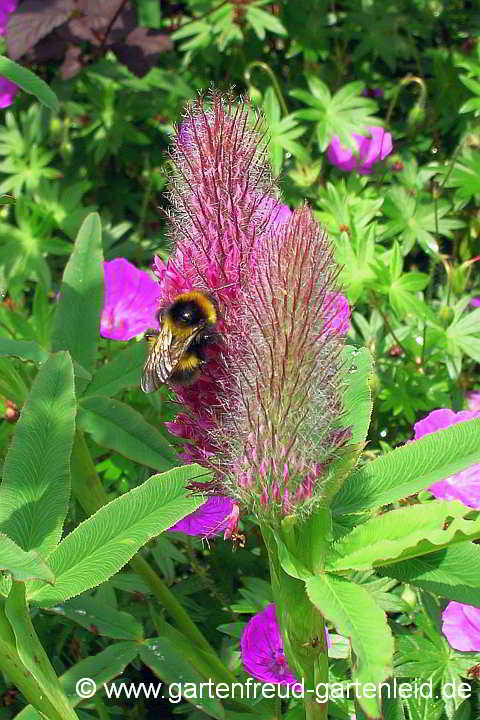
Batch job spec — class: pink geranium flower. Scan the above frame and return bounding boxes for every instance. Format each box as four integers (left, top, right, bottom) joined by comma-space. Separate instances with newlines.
442, 601, 480, 652
0, 1, 18, 109
241, 604, 330, 684
327, 126, 392, 175
100, 258, 159, 341
413, 408, 480, 508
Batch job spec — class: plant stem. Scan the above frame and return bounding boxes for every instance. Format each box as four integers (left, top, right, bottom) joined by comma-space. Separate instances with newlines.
70, 430, 232, 682
244, 61, 289, 116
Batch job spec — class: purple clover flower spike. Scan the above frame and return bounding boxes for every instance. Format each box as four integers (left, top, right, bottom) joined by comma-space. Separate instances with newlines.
470, 297, 480, 308
467, 391, 480, 412
327, 126, 393, 175
241, 604, 299, 685
169, 496, 234, 537
442, 601, 480, 652
413, 408, 480, 508
100, 258, 159, 341
241, 604, 331, 684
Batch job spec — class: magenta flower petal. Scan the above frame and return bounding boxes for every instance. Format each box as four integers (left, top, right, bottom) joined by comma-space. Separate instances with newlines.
327, 126, 393, 175
100, 258, 159, 341
0, 76, 17, 108
323, 293, 349, 335
241, 604, 299, 685
413, 408, 480, 508
470, 297, 480, 308
169, 496, 234, 537
442, 601, 480, 651
0, 0, 17, 35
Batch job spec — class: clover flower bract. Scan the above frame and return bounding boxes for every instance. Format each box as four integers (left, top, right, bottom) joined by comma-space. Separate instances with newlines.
413, 408, 480, 508
327, 126, 392, 175
151, 94, 350, 528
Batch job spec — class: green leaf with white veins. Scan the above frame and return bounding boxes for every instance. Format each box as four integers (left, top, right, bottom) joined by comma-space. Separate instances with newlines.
291, 78, 379, 152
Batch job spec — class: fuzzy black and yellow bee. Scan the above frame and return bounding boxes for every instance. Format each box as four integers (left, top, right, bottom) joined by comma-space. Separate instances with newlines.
141, 290, 219, 393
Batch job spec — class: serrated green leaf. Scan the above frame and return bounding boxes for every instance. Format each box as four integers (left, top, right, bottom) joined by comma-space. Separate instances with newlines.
332, 418, 480, 515
306, 574, 393, 718
0, 352, 75, 557
77, 395, 178, 470
52, 213, 103, 386
0, 533, 54, 583
379, 543, 480, 606
0, 56, 59, 112
328, 501, 480, 571
28, 466, 206, 606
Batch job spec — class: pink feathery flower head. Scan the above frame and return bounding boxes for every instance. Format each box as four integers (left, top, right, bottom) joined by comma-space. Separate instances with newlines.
327, 126, 392, 175
101, 258, 159, 341
241, 604, 331, 684
153, 93, 350, 526
413, 408, 480, 508
442, 601, 480, 652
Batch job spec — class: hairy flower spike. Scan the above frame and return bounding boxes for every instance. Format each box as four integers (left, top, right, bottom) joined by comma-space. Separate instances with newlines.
154, 93, 349, 528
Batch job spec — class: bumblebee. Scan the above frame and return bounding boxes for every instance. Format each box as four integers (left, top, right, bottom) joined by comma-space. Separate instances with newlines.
141, 290, 219, 393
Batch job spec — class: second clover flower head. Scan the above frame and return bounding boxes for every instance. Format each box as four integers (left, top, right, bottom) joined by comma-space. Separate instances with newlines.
151, 93, 350, 528
327, 126, 393, 175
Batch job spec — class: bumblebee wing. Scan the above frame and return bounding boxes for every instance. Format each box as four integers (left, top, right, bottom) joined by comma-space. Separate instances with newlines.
141, 325, 197, 393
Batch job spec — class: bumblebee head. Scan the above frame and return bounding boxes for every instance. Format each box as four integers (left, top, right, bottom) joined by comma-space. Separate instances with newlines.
165, 291, 218, 329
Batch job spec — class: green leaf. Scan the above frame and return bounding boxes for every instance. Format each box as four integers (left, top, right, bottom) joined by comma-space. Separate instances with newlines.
306, 574, 393, 718
82, 343, 145, 398
337, 346, 373, 447
292, 78, 378, 151
5, 583, 79, 720
246, 5, 287, 39
0, 352, 75, 557
379, 543, 480, 606
0, 338, 48, 364
51, 596, 143, 641
447, 308, 480, 364
51, 213, 103, 386
327, 501, 480, 571
140, 638, 225, 719
0, 533, 54, 583
77, 395, 178, 470
332, 418, 480, 515
0, 56, 59, 112
28, 466, 206, 605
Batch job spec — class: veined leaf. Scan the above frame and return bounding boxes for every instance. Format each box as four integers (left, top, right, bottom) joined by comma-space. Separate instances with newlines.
0, 533, 54, 584
28, 466, 206, 606
0, 338, 48, 364
0, 352, 75, 557
379, 543, 480, 606
52, 213, 103, 388
51, 596, 143, 641
327, 501, 480, 571
77, 395, 178, 470
82, 342, 144, 398
306, 574, 393, 719
332, 418, 480, 515
0, 56, 59, 112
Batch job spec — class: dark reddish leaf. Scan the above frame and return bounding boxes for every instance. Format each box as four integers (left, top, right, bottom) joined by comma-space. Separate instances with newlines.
7, 0, 74, 59
27, 35, 68, 63
112, 27, 172, 77
68, 0, 135, 46
59, 44, 83, 79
